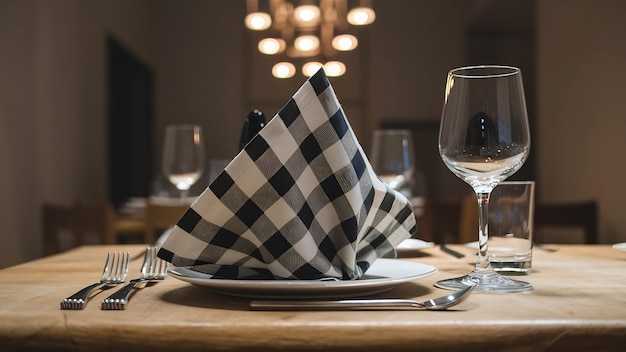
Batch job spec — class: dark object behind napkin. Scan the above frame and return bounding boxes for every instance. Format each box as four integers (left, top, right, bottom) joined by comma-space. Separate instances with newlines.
239, 109, 266, 151
158, 69, 416, 280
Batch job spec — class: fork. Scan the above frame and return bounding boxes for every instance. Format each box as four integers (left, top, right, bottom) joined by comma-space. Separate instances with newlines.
60, 251, 130, 310
101, 246, 169, 310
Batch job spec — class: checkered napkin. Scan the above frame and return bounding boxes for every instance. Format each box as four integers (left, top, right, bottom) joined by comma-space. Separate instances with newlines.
157, 69, 416, 280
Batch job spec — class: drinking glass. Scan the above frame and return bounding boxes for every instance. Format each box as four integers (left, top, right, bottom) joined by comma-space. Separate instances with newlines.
436, 65, 532, 293
370, 129, 415, 198
162, 124, 205, 201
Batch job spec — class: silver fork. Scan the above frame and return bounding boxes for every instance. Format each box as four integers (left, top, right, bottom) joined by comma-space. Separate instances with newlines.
101, 246, 169, 310
60, 251, 130, 310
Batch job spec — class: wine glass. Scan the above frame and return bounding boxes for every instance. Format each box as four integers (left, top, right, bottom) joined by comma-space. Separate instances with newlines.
436, 65, 532, 293
161, 124, 205, 202
370, 129, 415, 198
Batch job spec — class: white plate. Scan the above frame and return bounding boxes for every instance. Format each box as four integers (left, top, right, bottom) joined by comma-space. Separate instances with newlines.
465, 241, 479, 249
612, 242, 626, 252
169, 259, 437, 299
395, 238, 435, 252
156, 227, 173, 246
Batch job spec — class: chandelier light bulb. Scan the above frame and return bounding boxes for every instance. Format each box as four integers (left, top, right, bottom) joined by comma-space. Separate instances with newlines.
294, 5, 321, 26
258, 38, 285, 55
347, 7, 376, 25
324, 61, 346, 77
245, 12, 272, 30
332, 34, 358, 51
272, 62, 296, 79
244, 1, 373, 78
294, 35, 320, 52
302, 62, 323, 77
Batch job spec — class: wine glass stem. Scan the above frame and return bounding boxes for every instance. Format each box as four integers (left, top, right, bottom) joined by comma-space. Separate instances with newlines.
180, 189, 189, 202
475, 191, 493, 274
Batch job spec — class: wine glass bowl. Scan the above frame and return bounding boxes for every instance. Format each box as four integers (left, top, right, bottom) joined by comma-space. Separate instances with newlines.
436, 65, 532, 293
162, 124, 205, 201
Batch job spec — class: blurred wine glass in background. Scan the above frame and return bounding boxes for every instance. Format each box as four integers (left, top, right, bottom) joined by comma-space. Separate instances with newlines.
370, 129, 415, 199
161, 124, 205, 202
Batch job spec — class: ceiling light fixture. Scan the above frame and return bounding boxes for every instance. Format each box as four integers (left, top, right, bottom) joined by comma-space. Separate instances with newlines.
258, 38, 286, 55
302, 61, 324, 77
244, 0, 376, 79
347, 7, 376, 25
272, 62, 297, 78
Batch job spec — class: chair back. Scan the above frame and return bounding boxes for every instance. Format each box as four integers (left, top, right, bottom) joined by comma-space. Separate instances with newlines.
417, 197, 465, 243
42, 201, 151, 255
42, 202, 116, 255
534, 201, 598, 244
458, 194, 480, 243
457, 198, 598, 244
42, 203, 75, 255
144, 202, 189, 244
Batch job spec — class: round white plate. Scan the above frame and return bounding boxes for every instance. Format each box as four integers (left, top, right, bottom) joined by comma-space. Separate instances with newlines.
156, 227, 173, 246
395, 238, 435, 252
169, 259, 437, 299
612, 242, 626, 252
465, 241, 479, 249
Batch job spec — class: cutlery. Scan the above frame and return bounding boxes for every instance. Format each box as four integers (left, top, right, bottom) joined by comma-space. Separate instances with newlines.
60, 251, 130, 310
440, 244, 465, 259
534, 242, 558, 252
249, 284, 475, 311
101, 246, 168, 310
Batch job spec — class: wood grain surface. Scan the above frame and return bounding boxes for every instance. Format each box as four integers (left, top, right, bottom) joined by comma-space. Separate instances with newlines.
1, 244, 625, 351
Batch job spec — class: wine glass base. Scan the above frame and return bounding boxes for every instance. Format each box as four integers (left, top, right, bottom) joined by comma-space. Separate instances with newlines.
435, 271, 532, 293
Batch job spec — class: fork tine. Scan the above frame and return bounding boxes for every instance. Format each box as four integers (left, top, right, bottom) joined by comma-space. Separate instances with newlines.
60, 251, 130, 310
105, 252, 119, 282
151, 247, 160, 274
155, 258, 166, 277
100, 252, 112, 282
112, 252, 129, 282
102, 246, 166, 310
146, 248, 154, 275
144, 246, 158, 276
161, 258, 169, 276
108, 252, 119, 281
120, 252, 130, 281
140, 247, 153, 275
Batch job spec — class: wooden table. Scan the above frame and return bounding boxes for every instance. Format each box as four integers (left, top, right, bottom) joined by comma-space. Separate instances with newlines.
1, 244, 625, 351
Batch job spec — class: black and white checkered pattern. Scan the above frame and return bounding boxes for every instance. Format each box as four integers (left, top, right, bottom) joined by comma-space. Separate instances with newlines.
158, 69, 416, 280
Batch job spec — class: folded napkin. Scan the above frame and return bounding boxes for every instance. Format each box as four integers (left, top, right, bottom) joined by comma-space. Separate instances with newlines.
158, 69, 416, 280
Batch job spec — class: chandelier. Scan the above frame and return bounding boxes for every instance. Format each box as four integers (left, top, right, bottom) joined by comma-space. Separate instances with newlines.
244, 0, 376, 78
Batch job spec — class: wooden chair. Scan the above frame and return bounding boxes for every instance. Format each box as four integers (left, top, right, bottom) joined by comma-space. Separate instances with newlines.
74, 202, 148, 244
416, 197, 464, 243
43, 203, 77, 255
458, 198, 599, 244
533, 201, 598, 244
42, 202, 148, 255
144, 202, 189, 244
458, 194, 479, 244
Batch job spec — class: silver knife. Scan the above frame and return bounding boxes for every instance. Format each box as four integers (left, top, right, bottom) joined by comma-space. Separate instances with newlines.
440, 244, 465, 258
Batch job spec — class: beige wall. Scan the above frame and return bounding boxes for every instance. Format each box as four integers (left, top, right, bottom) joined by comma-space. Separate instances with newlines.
156, 0, 245, 161
537, 0, 626, 243
0, 0, 158, 268
368, 1, 467, 126
1, 0, 625, 268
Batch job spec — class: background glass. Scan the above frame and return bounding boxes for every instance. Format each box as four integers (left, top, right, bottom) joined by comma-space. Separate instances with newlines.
162, 124, 205, 201
370, 129, 415, 199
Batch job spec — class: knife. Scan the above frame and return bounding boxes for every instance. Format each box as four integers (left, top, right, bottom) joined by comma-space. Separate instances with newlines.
440, 244, 465, 259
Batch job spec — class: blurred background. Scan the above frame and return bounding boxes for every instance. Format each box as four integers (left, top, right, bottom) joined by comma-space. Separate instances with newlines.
1, 0, 625, 268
